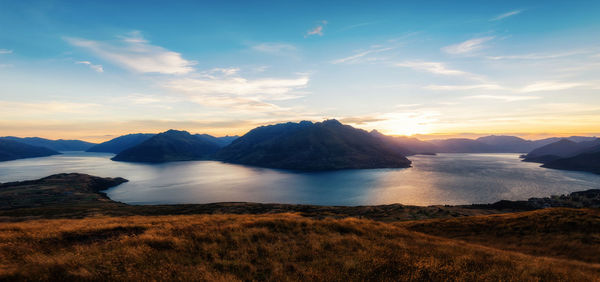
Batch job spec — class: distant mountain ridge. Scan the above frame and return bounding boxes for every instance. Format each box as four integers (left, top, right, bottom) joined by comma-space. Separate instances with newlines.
523, 139, 600, 163
0, 139, 60, 162
215, 120, 412, 171
517, 138, 600, 174
112, 130, 224, 163
370, 130, 436, 155
87, 133, 155, 154
0, 136, 95, 151
88, 133, 238, 154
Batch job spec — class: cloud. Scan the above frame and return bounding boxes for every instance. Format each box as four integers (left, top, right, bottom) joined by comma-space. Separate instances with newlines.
166, 76, 309, 97
490, 10, 522, 21
396, 61, 482, 80
464, 95, 540, 102
332, 47, 393, 64
338, 116, 386, 125
486, 50, 589, 60
520, 81, 585, 92
252, 43, 296, 55
76, 61, 104, 73
65, 31, 196, 74
0, 49, 12, 54
199, 67, 240, 78
442, 37, 494, 55
305, 20, 327, 37
424, 84, 503, 90
163, 74, 309, 111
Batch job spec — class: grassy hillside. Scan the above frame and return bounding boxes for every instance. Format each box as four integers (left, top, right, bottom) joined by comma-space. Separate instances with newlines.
401, 208, 600, 264
2, 212, 600, 281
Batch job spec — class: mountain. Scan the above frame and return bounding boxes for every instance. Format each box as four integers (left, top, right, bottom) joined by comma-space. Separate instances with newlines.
543, 151, 600, 174
215, 120, 411, 171
112, 130, 222, 163
523, 139, 600, 163
370, 130, 437, 155
475, 135, 537, 153
0, 136, 95, 151
86, 133, 155, 154
195, 134, 239, 148
428, 138, 495, 153
0, 139, 60, 162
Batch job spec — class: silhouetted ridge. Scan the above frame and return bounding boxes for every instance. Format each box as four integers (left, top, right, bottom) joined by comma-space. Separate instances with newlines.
369, 130, 435, 156
523, 138, 600, 163
543, 151, 600, 174
87, 133, 155, 154
215, 120, 411, 171
0, 139, 60, 162
0, 136, 95, 151
112, 130, 222, 163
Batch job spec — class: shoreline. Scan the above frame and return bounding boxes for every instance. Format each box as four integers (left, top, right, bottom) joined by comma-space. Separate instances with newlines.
1, 173, 599, 221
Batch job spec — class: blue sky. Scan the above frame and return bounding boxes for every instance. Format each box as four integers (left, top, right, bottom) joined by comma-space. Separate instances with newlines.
1, 0, 599, 141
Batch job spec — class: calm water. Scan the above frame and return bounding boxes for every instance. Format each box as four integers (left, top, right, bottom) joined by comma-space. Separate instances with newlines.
1, 152, 599, 206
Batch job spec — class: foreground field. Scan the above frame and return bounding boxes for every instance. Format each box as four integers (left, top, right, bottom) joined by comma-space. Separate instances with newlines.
2, 211, 600, 281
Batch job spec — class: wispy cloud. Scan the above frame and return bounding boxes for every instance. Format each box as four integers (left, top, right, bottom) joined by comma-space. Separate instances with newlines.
305, 20, 327, 37
332, 47, 393, 64
165, 76, 309, 97
486, 49, 589, 60
163, 72, 309, 111
76, 61, 104, 73
464, 95, 540, 102
0, 49, 12, 54
490, 10, 522, 21
65, 31, 196, 74
520, 81, 585, 92
442, 36, 494, 55
396, 61, 483, 81
425, 84, 503, 90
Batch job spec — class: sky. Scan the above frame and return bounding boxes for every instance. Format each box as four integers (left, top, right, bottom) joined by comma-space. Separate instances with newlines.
1, 0, 599, 142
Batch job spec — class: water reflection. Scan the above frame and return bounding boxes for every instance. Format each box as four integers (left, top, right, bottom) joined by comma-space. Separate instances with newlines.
0, 152, 599, 206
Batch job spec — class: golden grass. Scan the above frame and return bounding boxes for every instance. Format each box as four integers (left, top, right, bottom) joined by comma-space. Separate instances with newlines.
1, 211, 600, 281
400, 208, 600, 264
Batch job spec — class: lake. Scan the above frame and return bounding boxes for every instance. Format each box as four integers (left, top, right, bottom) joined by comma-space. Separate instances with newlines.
0, 152, 599, 206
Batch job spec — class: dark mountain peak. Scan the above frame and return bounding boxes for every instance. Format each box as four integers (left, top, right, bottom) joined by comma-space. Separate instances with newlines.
319, 119, 342, 127
298, 120, 313, 126
216, 120, 411, 171
163, 129, 192, 136
556, 138, 577, 145
112, 129, 221, 163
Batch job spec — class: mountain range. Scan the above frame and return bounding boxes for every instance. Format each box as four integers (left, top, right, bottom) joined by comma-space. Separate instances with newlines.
86, 133, 155, 154
0, 139, 60, 162
522, 139, 600, 163
2, 121, 598, 173
517, 138, 600, 174
0, 136, 95, 151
